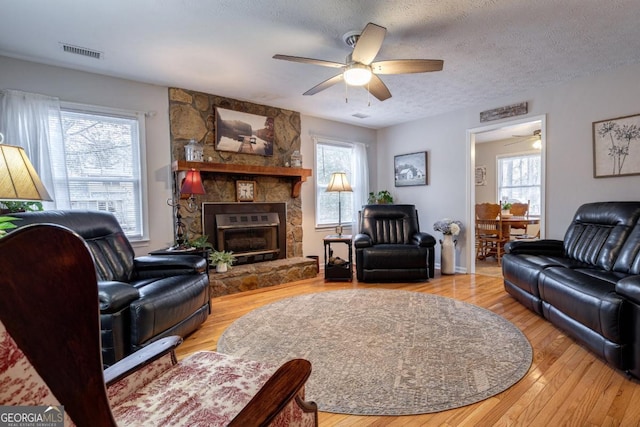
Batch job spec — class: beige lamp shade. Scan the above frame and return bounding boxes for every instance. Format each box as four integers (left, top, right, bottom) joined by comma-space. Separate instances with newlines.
325, 172, 353, 193
0, 143, 53, 201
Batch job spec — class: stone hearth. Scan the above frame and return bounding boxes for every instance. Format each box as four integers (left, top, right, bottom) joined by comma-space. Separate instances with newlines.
209, 257, 318, 297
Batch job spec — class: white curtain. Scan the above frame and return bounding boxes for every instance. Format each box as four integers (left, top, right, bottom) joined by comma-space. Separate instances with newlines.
0, 89, 70, 208
351, 142, 369, 232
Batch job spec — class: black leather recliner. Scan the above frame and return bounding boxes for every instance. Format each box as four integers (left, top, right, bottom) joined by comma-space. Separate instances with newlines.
12, 210, 210, 367
354, 204, 436, 282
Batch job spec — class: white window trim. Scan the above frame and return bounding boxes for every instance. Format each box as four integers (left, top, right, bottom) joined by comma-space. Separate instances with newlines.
496, 150, 542, 215
60, 101, 149, 242
314, 137, 357, 230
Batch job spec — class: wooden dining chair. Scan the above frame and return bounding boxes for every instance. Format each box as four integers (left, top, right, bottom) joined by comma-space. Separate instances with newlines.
475, 203, 508, 264
509, 201, 530, 238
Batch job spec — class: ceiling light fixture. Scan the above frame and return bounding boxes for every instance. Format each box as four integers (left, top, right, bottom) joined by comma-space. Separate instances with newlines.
343, 63, 372, 86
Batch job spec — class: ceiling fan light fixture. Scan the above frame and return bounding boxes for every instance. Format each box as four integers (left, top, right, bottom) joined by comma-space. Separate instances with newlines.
343, 64, 372, 86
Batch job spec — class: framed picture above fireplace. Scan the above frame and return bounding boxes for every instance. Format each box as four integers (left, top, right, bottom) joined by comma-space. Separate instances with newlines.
215, 107, 274, 156
236, 180, 256, 202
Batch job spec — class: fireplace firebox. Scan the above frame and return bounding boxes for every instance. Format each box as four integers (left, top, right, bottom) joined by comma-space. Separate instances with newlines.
203, 203, 287, 265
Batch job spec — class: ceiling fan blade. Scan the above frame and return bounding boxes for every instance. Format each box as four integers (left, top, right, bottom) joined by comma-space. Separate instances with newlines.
352, 23, 387, 65
372, 59, 444, 74
303, 74, 344, 96
273, 54, 345, 69
366, 74, 392, 101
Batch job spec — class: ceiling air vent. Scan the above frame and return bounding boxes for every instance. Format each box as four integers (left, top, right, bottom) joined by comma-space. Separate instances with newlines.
352, 113, 370, 119
61, 43, 102, 59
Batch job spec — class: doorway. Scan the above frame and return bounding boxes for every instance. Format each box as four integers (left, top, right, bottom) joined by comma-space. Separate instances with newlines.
465, 115, 546, 274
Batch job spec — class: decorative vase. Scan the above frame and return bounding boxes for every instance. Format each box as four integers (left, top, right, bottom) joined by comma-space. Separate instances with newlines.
440, 234, 456, 275
216, 262, 228, 273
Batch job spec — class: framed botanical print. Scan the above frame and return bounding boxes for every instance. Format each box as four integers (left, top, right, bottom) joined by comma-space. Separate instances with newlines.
236, 180, 256, 202
593, 113, 640, 178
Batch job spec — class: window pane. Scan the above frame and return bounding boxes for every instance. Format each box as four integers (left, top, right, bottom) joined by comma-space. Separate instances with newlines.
61, 109, 143, 238
316, 143, 355, 227
498, 154, 541, 216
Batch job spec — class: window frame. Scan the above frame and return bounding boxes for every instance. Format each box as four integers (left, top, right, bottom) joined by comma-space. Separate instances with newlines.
59, 101, 149, 241
496, 150, 542, 216
314, 139, 357, 229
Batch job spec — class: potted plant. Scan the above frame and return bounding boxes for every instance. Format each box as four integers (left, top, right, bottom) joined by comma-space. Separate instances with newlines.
188, 235, 214, 250
0, 215, 20, 237
0, 201, 43, 214
367, 190, 394, 204
501, 201, 512, 216
209, 250, 236, 273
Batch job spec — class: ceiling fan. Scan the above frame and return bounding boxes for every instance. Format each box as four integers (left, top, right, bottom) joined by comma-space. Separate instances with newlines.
505, 129, 542, 148
273, 22, 444, 102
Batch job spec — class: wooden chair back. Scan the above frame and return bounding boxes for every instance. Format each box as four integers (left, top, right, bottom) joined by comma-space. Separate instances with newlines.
475, 203, 501, 220
510, 201, 530, 217
0, 224, 118, 426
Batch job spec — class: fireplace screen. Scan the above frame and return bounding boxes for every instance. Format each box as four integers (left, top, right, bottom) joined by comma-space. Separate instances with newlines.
215, 212, 280, 263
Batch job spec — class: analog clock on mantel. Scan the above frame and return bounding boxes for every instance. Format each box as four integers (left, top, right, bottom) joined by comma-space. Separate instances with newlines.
236, 180, 256, 202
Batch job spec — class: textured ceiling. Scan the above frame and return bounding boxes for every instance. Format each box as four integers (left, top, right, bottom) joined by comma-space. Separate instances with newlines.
1, 1, 640, 129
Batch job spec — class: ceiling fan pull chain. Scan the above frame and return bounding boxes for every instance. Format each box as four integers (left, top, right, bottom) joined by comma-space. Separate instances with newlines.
367, 81, 371, 107
345, 80, 349, 103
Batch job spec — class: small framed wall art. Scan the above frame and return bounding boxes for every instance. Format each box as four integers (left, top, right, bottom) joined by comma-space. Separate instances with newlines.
236, 180, 256, 202
394, 151, 428, 187
593, 113, 640, 178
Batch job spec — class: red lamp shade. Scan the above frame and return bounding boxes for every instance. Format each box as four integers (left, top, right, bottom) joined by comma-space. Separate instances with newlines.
180, 169, 205, 195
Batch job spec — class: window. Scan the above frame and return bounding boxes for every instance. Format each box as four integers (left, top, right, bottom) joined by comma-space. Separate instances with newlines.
498, 153, 541, 216
58, 105, 147, 240
315, 141, 361, 228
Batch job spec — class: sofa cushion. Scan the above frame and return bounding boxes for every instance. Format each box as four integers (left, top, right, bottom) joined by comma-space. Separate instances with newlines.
563, 202, 640, 271
538, 267, 627, 344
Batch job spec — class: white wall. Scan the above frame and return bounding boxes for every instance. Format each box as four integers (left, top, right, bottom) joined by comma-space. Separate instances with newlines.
377, 62, 640, 272
300, 115, 377, 260
0, 56, 174, 255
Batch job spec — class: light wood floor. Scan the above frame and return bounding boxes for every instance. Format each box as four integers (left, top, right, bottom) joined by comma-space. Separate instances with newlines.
176, 271, 640, 426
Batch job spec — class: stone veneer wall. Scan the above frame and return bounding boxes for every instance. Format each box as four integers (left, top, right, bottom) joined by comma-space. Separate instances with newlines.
168, 88, 303, 257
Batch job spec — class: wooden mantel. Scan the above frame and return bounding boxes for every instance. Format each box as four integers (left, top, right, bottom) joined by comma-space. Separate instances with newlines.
172, 160, 313, 198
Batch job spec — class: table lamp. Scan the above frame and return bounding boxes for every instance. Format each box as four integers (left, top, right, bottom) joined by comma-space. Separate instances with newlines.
325, 172, 352, 236
0, 140, 52, 202
168, 168, 206, 249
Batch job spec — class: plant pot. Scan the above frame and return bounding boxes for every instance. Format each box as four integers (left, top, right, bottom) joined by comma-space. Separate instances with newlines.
216, 262, 228, 273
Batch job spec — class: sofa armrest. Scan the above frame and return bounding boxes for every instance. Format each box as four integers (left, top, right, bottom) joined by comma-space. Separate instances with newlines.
98, 281, 140, 313
229, 358, 317, 427
504, 239, 564, 256
104, 335, 182, 386
616, 275, 640, 306
134, 254, 207, 278
412, 232, 436, 247
354, 233, 373, 248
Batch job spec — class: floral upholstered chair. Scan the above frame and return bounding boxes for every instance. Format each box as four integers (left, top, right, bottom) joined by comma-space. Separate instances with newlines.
0, 223, 317, 426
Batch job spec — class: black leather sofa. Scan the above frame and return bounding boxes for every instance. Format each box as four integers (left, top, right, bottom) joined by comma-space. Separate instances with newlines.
354, 204, 436, 282
502, 201, 640, 377
12, 210, 210, 367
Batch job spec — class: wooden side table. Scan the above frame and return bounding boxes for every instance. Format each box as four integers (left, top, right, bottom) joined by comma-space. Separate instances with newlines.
323, 234, 353, 281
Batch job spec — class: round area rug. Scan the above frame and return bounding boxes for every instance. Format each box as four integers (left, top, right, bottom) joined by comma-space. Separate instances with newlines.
217, 289, 532, 416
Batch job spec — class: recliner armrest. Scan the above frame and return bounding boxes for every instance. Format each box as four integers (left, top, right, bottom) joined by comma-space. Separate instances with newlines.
133, 254, 207, 278
504, 239, 564, 256
354, 233, 373, 248
412, 232, 436, 247
616, 275, 640, 305
98, 281, 140, 313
